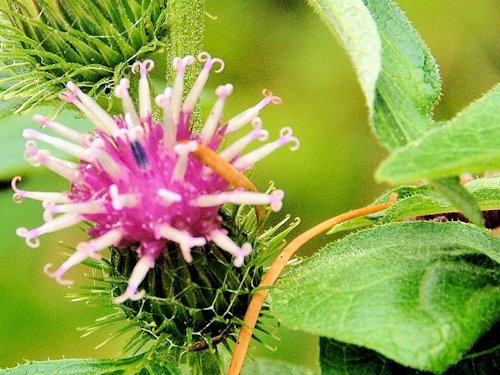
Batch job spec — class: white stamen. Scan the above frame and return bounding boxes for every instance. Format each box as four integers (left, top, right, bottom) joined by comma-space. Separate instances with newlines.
172, 141, 198, 182
225, 89, 282, 134
192, 189, 284, 212
44, 229, 121, 286
233, 127, 300, 170
42, 200, 106, 222
113, 255, 154, 304
109, 185, 138, 210
11, 176, 70, 204
76, 228, 122, 259
182, 52, 225, 113
171, 55, 195, 125
33, 114, 90, 146
23, 128, 93, 162
24, 147, 79, 181
115, 78, 140, 126
59, 91, 104, 134
219, 117, 269, 161
155, 88, 176, 147
66, 81, 120, 136
132, 60, 154, 118
44, 251, 88, 286
200, 84, 233, 144
157, 188, 182, 205
124, 113, 144, 142
88, 142, 122, 178
155, 224, 206, 263
210, 230, 252, 267
16, 213, 83, 248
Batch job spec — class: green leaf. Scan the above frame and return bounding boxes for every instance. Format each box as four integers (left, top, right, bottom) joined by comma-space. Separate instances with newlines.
0, 356, 181, 375
242, 359, 316, 375
306, 0, 381, 111
320, 337, 419, 374
309, 0, 440, 148
320, 330, 500, 375
0, 98, 22, 119
363, 0, 441, 149
430, 177, 483, 227
270, 222, 500, 373
0, 109, 93, 181
328, 178, 500, 234
0, 1, 169, 114
377, 85, 500, 183
0, 116, 32, 181
444, 323, 500, 375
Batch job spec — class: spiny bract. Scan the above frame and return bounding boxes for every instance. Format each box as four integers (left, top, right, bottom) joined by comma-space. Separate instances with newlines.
13, 52, 299, 304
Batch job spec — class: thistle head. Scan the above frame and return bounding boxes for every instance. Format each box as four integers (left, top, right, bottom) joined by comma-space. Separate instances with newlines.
0, 0, 168, 115
13, 52, 300, 353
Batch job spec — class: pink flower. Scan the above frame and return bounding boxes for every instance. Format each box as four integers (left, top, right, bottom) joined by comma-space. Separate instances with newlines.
13, 53, 299, 304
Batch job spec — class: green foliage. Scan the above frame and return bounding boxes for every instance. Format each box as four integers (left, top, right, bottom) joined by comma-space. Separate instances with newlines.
377, 85, 500, 183
165, 0, 205, 87
320, 337, 419, 374
0, 108, 93, 181
0, 118, 30, 180
310, 0, 492, 224
363, 0, 441, 150
0, 356, 181, 375
306, 0, 381, 111
329, 177, 500, 235
270, 222, 499, 373
0, 0, 169, 116
309, 0, 440, 149
320, 332, 500, 375
429, 177, 483, 227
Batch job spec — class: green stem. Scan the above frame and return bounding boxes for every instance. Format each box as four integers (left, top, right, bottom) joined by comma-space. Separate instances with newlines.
165, 0, 205, 89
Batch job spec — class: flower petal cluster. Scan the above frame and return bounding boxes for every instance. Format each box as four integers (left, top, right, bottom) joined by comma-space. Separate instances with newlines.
13, 53, 299, 304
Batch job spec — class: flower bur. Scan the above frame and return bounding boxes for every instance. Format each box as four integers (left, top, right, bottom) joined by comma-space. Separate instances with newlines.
14, 53, 299, 306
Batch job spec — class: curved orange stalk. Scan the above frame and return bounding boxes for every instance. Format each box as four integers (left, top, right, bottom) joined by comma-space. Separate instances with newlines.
190, 143, 265, 221
227, 193, 398, 375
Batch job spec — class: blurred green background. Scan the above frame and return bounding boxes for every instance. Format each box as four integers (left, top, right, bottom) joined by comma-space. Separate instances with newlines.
0, 0, 498, 371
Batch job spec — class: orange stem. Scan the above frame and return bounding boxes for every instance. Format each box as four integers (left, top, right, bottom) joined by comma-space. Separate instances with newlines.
190, 143, 265, 221
227, 194, 397, 374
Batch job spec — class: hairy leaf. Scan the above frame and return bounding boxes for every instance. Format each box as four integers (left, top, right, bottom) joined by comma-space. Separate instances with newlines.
377, 85, 500, 183
430, 177, 483, 227
0, 109, 93, 181
306, 0, 381, 111
363, 0, 441, 149
320, 337, 420, 374
320, 330, 500, 375
329, 178, 500, 234
0, 357, 181, 375
271, 222, 500, 373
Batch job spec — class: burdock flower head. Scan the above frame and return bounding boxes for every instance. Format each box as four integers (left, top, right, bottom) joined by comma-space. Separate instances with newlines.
13, 52, 299, 308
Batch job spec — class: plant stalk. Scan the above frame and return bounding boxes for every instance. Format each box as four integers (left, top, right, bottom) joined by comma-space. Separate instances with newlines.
228, 194, 398, 374
165, 0, 205, 89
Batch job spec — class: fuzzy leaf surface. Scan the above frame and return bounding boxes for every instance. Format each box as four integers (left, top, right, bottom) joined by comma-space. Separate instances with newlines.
306, 0, 381, 110
0, 109, 92, 181
363, 0, 441, 149
271, 222, 500, 373
329, 178, 500, 235
0, 357, 181, 375
430, 177, 484, 227
320, 337, 419, 374
320, 331, 500, 375
377, 85, 500, 183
